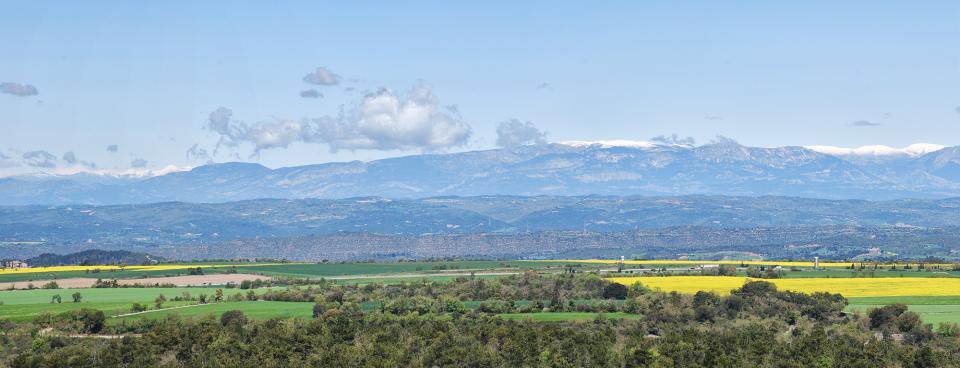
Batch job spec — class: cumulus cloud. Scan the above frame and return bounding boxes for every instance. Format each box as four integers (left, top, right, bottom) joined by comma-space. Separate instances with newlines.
186, 144, 213, 164
313, 84, 472, 152
303, 66, 340, 86
650, 134, 696, 146
496, 119, 547, 147
300, 89, 322, 98
22, 150, 57, 168
207, 83, 472, 155
106, 144, 118, 153
130, 158, 148, 168
0, 82, 38, 97
850, 120, 880, 127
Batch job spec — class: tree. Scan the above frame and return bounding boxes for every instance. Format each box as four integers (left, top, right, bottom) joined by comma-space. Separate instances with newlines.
50, 294, 61, 304
71, 292, 82, 303
75, 308, 105, 333
214, 288, 224, 302
601, 283, 628, 300
154, 294, 167, 309
198, 293, 208, 304
130, 302, 147, 312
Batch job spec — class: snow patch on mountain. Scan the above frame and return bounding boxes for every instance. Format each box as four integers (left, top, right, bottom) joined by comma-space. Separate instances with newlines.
804, 144, 946, 157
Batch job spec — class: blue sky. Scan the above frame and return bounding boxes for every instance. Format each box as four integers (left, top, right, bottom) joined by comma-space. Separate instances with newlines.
1, 1, 959, 175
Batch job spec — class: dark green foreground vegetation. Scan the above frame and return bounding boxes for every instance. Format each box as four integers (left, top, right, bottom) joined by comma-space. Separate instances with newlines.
3, 272, 960, 367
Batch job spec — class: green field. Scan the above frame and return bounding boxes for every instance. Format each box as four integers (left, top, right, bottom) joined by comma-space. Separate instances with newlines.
846, 296, 960, 326
497, 312, 641, 322
0, 286, 278, 322
111, 301, 314, 324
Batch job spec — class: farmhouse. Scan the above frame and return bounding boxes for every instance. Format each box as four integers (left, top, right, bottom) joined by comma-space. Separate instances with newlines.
0, 260, 28, 269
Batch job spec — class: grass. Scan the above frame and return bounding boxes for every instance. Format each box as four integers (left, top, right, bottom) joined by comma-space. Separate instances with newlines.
847, 296, 960, 326
0, 286, 279, 322
110, 301, 314, 324
607, 276, 960, 297
497, 312, 641, 322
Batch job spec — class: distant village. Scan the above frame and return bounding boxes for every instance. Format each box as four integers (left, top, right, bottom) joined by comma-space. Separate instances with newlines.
0, 259, 29, 269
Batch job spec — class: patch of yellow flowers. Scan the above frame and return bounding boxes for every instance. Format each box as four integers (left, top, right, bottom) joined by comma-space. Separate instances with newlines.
606, 276, 960, 297
539, 259, 954, 268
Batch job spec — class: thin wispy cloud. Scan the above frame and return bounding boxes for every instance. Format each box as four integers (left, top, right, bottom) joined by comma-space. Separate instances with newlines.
106, 144, 119, 153
130, 158, 148, 168
850, 120, 880, 127
186, 144, 213, 164
0, 82, 38, 97
535, 82, 551, 90
22, 150, 57, 168
300, 89, 322, 98
651, 134, 696, 146
62, 151, 78, 165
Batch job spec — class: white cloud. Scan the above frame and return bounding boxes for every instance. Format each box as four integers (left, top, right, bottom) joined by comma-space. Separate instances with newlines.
0, 82, 38, 96
207, 83, 472, 155
302, 66, 340, 86
312, 84, 472, 152
496, 119, 546, 147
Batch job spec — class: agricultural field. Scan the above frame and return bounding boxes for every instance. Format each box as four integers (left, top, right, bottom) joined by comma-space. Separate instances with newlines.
0, 286, 280, 322
3, 260, 960, 326
605, 276, 960, 297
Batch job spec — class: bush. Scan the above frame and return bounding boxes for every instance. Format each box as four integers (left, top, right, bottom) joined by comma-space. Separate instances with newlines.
601, 283, 628, 300
220, 310, 247, 326
130, 303, 147, 313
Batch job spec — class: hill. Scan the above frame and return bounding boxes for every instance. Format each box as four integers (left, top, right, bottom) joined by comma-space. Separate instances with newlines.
1, 141, 959, 205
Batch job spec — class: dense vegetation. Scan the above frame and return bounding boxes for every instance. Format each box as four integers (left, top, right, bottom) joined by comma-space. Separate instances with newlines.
3, 273, 960, 367
25, 250, 162, 267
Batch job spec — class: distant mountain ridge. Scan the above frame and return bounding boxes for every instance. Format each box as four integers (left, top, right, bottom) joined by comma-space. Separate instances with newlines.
2, 141, 960, 205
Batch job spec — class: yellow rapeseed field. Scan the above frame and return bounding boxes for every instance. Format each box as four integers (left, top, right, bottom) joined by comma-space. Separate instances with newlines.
0, 264, 252, 275
540, 259, 954, 268
606, 276, 960, 297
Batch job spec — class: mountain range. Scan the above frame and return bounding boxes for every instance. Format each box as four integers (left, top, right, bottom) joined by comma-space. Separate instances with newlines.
2, 140, 960, 205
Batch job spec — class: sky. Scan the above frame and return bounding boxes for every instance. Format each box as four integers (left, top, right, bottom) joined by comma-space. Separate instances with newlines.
1, 1, 959, 176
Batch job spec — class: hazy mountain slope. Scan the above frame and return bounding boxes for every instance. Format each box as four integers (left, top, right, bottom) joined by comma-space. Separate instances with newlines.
2, 142, 959, 205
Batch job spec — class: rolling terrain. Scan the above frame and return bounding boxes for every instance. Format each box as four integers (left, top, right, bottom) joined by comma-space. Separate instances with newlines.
3, 141, 960, 205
